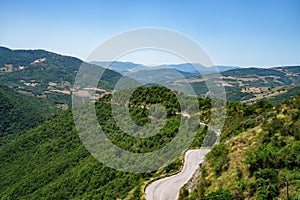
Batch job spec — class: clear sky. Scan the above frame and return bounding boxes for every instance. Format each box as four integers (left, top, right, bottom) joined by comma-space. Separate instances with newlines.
0, 0, 299, 67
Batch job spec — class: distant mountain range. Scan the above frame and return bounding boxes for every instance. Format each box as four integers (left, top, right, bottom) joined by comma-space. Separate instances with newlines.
91, 61, 240, 77
1, 46, 299, 105
91, 60, 300, 103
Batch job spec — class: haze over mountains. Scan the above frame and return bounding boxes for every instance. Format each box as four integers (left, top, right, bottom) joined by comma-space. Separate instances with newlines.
91, 61, 240, 76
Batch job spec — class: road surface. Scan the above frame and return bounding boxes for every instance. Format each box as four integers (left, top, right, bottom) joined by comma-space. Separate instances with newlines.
145, 148, 211, 200
145, 120, 220, 200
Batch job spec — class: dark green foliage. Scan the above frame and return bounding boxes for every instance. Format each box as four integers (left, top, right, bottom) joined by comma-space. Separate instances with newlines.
254, 168, 279, 200
269, 87, 300, 104
221, 100, 272, 141
202, 129, 218, 147
244, 94, 300, 199
202, 188, 234, 200
0, 110, 143, 199
179, 186, 189, 199
190, 126, 207, 148
46, 92, 71, 108
245, 145, 278, 175
206, 143, 230, 176
96, 100, 181, 153
96, 86, 209, 153
0, 86, 210, 199
0, 46, 122, 106
0, 84, 59, 142
129, 86, 181, 116
221, 67, 286, 78
165, 158, 182, 173
190, 94, 300, 200
190, 82, 209, 95
225, 88, 255, 102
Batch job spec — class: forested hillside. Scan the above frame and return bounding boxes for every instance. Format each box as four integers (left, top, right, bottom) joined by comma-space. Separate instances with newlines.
0, 46, 122, 108
0, 86, 210, 199
1, 46, 300, 106
1, 82, 299, 199
180, 94, 300, 200
187, 66, 300, 103
0, 84, 59, 144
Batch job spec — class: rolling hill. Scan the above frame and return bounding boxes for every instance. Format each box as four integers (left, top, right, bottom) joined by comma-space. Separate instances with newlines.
0, 46, 122, 109
1, 85, 299, 199
0, 84, 59, 144
1, 46, 299, 105
1, 61, 299, 199
186, 66, 300, 103
0, 86, 210, 199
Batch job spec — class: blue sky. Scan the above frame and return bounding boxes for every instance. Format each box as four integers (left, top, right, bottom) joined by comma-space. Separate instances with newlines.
0, 0, 299, 66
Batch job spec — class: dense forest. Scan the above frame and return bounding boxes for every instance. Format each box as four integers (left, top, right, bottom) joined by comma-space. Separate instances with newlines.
0, 84, 59, 144
0, 86, 210, 199
1, 82, 299, 199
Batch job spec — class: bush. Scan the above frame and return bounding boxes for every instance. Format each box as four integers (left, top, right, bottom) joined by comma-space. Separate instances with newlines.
203, 188, 234, 200
206, 144, 230, 176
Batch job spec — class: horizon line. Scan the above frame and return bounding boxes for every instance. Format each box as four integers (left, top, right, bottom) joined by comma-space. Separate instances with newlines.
1, 45, 299, 69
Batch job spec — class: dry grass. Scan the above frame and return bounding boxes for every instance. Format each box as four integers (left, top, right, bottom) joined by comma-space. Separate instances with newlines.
203, 127, 262, 199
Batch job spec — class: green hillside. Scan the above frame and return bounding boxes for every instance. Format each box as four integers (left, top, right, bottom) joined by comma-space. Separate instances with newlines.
1, 46, 299, 199
1, 46, 299, 105
0, 46, 122, 108
0, 84, 59, 143
180, 94, 300, 200
221, 67, 286, 78
222, 66, 300, 104
187, 66, 300, 103
1, 84, 299, 199
0, 110, 144, 199
0, 86, 210, 199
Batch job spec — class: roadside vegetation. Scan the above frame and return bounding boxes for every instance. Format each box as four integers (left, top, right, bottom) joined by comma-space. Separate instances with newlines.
179, 93, 300, 200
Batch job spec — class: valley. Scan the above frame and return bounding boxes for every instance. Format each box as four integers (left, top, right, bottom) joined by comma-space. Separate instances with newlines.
2, 47, 299, 110
0, 47, 299, 200
1, 0, 300, 199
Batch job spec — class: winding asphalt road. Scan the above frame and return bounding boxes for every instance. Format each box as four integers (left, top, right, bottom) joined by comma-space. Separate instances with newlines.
145, 120, 220, 200
145, 148, 211, 200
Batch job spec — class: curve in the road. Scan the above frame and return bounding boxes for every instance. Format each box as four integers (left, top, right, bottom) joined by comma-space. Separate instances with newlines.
145, 121, 220, 200
145, 148, 211, 200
